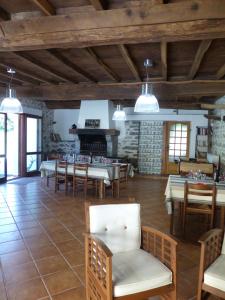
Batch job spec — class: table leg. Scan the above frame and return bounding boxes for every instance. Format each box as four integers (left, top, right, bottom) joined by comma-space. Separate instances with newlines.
220, 206, 225, 229
99, 179, 104, 199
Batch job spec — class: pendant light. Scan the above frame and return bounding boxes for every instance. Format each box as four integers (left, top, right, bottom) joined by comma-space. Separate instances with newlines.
134, 59, 159, 113
112, 104, 126, 121
0, 68, 23, 114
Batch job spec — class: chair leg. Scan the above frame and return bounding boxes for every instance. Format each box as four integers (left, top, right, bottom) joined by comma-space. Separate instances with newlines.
161, 289, 176, 300
182, 208, 186, 237
170, 201, 174, 235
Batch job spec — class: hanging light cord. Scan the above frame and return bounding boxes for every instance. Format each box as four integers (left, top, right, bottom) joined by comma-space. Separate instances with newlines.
8, 71, 14, 90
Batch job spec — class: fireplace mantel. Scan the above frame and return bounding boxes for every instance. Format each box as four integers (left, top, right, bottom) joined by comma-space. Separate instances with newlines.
69, 128, 120, 136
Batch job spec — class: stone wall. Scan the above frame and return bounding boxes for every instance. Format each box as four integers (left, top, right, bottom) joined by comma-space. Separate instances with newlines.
138, 121, 164, 174
211, 96, 225, 170
116, 121, 140, 167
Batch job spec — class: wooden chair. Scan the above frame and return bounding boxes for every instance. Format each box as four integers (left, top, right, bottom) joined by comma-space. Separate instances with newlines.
182, 182, 216, 236
54, 160, 69, 194
73, 164, 96, 198
179, 161, 214, 177
85, 202, 177, 300
46, 153, 61, 187
114, 164, 128, 198
197, 228, 225, 300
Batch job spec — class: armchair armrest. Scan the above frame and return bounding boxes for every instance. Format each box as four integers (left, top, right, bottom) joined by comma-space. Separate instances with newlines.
141, 226, 177, 284
85, 233, 113, 299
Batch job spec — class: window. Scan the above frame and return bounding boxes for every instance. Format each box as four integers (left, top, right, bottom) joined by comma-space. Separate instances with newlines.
168, 123, 189, 162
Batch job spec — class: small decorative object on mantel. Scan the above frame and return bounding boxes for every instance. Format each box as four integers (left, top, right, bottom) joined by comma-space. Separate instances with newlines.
71, 123, 77, 129
85, 119, 100, 128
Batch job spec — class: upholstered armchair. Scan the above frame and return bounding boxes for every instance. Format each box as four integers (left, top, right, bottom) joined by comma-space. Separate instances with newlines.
197, 228, 225, 299
85, 202, 177, 300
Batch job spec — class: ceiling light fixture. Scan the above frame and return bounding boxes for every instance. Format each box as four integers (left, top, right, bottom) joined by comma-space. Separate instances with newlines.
112, 104, 126, 121
0, 68, 23, 114
134, 59, 159, 113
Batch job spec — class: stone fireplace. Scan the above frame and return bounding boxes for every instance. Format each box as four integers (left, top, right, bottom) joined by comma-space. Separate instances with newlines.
69, 128, 119, 157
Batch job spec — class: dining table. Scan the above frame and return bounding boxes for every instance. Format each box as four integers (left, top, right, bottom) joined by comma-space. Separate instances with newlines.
165, 175, 225, 232
39, 160, 134, 199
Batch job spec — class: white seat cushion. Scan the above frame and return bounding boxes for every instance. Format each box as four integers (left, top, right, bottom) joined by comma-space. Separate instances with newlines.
112, 249, 172, 297
89, 204, 141, 254
204, 254, 225, 292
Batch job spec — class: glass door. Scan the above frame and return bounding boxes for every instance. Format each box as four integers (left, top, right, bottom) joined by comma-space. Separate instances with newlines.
26, 116, 42, 174
0, 113, 6, 182
163, 121, 190, 174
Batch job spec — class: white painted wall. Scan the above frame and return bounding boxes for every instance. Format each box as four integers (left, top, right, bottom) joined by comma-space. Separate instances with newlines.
53, 109, 79, 141
77, 100, 114, 129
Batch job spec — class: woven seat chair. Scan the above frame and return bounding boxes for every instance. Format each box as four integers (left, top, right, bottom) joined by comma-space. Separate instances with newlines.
197, 228, 225, 299
85, 202, 177, 300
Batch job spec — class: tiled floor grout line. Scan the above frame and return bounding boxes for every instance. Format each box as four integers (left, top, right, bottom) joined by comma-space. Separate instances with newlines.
1, 193, 54, 300
35, 219, 85, 288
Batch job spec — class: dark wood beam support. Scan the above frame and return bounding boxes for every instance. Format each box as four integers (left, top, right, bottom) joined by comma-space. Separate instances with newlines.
13, 52, 77, 83
161, 42, 167, 81
118, 45, 141, 81
29, 0, 56, 16
187, 39, 212, 80
89, 0, 107, 10
1, 80, 225, 101
47, 50, 97, 82
0, 0, 225, 51
84, 48, 120, 82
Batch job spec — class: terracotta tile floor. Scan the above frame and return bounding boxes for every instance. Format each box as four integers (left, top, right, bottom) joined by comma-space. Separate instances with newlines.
0, 176, 220, 300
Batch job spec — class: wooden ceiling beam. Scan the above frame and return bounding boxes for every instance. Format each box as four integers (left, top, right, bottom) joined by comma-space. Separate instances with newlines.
0, 62, 49, 84
3, 80, 225, 101
89, 0, 107, 10
0, 7, 10, 21
161, 42, 167, 81
13, 52, 77, 83
187, 40, 212, 80
47, 50, 97, 82
216, 62, 225, 79
84, 48, 119, 82
29, 0, 56, 16
1, 0, 225, 51
118, 45, 141, 81
0, 72, 28, 85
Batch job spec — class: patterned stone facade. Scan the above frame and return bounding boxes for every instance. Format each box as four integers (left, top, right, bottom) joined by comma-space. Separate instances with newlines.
117, 121, 140, 167
138, 121, 164, 174
211, 96, 225, 170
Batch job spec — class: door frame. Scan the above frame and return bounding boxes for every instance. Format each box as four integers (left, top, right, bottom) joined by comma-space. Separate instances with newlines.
19, 113, 42, 177
162, 121, 190, 175
0, 113, 7, 183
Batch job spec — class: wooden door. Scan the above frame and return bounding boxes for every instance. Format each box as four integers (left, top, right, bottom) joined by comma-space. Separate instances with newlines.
163, 121, 190, 175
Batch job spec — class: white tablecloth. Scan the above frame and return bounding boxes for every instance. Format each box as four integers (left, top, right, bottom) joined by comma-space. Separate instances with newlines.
40, 161, 134, 185
165, 175, 225, 214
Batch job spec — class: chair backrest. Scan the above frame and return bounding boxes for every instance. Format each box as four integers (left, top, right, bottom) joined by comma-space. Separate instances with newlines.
119, 164, 128, 182
184, 182, 216, 205
88, 203, 141, 254
179, 161, 214, 176
55, 160, 68, 175
73, 163, 88, 178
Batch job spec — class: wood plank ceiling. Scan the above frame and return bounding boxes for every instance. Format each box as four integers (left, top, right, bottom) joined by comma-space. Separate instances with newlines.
0, 0, 225, 109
